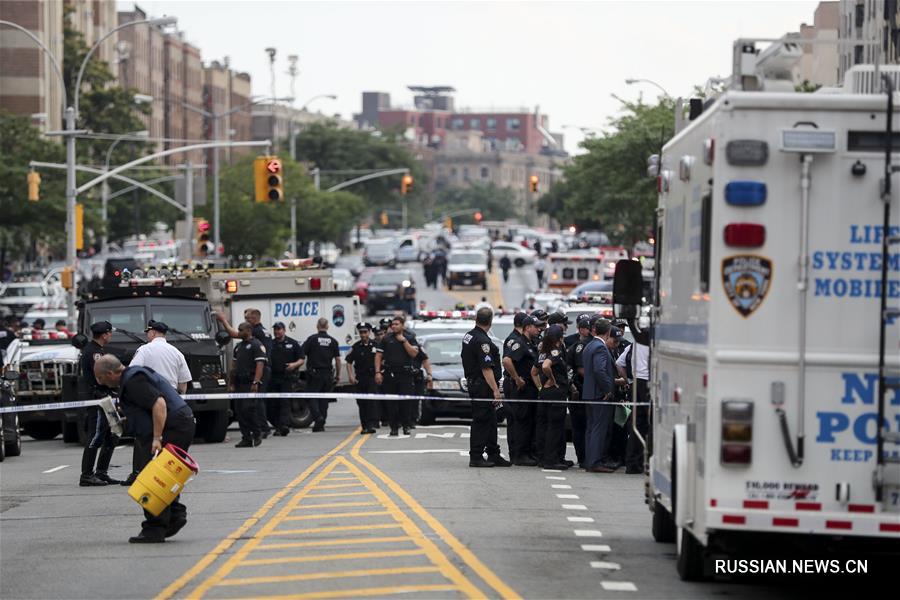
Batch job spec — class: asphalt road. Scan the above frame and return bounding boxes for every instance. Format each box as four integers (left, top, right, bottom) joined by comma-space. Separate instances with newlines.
0, 261, 827, 599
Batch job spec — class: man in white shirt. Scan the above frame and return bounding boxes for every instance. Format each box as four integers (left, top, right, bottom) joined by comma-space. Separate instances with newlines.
130, 321, 192, 393
615, 340, 650, 474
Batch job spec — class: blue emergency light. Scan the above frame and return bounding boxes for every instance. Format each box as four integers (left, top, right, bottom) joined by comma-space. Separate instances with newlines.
724, 181, 767, 206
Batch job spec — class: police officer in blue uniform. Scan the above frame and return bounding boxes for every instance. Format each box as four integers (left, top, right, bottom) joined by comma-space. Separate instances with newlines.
268, 321, 304, 436
93, 354, 195, 543
301, 317, 341, 432
503, 315, 540, 466
79, 321, 119, 486
375, 316, 419, 436
230, 322, 267, 447
461, 307, 510, 468
346, 322, 379, 434
566, 314, 593, 468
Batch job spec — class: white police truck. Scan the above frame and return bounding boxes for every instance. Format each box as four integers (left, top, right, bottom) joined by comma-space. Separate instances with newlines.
614, 39, 900, 580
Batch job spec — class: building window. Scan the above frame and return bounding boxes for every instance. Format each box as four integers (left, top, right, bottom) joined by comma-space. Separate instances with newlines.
470, 118, 480, 129
855, 3, 864, 28
481, 166, 489, 179
486, 118, 497, 130
463, 167, 469, 180
507, 118, 521, 131
451, 118, 464, 130
855, 44, 864, 64
451, 167, 457, 178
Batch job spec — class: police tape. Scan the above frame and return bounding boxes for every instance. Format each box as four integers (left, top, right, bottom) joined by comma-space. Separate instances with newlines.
0, 391, 648, 415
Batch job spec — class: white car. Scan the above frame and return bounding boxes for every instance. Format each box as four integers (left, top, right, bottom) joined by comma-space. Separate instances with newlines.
491, 241, 537, 266
447, 250, 488, 290
0, 281, 56, 318
330, 268, 355, 291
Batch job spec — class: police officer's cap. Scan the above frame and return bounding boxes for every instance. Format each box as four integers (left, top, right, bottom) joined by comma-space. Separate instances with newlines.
576, 314, 592, 328
272, 321, 286, 330
90, 321, 112, 335
548, 312, 569, 326
145, 320, 169, 333
379, 317, 392, 328
513, 312, 529, 327
356, 322, 372, 331
610, 327, 623, 339
531, 309, 549, 323
521, 315, 537, 328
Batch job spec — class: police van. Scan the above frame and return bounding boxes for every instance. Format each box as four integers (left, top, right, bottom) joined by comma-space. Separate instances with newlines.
613, 39, 900, 579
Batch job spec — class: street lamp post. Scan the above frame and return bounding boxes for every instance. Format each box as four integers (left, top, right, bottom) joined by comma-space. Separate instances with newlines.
102, 130, 149, 254
624, 78, 672, 98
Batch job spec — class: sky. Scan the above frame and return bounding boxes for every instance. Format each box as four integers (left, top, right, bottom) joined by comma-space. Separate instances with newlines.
122, 0, 822, 153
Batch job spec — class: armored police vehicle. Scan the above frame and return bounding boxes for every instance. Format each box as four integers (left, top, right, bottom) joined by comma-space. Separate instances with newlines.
613, 39, 900, 580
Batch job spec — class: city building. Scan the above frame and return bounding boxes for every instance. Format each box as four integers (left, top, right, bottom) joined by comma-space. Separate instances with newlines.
117, 5, 166, 146
357, 87, 568, 221
202, 59, 253, 165
794, 2, 840, 87
838, 0, 900, 81
252, 103, 355, 159
65, 0, 118, 67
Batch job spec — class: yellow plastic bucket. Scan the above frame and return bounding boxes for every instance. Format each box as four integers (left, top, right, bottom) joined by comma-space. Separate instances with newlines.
128, 444, 199, 516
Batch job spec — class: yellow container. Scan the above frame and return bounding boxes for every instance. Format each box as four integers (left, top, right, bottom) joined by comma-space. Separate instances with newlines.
128, 444, 199, 516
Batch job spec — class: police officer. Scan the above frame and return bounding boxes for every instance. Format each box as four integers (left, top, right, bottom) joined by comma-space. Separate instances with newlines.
79, 321, 119, 486
346, 322, 378, 434
217, 309, 272, 436
461, 307, 510, 468
268, 321, 305, 436
301, 317, 341, 432
503, 314, 540, 465
229, 322, 266, 447
374, 318, 392, 427
501, 313, 527, 459
375, 316, 419, 436
566, 314, 593, 468
93, 354, 195, 543
533, 324, 570, 470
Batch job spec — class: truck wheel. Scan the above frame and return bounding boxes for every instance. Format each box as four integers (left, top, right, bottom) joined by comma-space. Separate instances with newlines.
198, 410, 229, 443
514, 258, 525, 267
651, 499, 676, 543
676, 527, 706, 581
23, 421, 61, 441
418, 400, 436, 425
4, 415, 22, 457
290, 399, 314, 429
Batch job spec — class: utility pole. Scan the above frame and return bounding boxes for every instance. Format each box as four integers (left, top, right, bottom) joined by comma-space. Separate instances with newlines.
183, 161, 194, 261
287, 54, 299, 160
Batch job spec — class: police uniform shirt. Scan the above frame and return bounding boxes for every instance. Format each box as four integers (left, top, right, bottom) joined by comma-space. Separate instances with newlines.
81, 339, 110, 396
563, 331, 580, 350
346, 340, 377, 376
461, 326, 500, 382
302, 332, 339, 370
538, 347, 569, 387
252, 323, 273, 353
566, 335, 591, 390
504, 332, 536, 382
502, 330, 525, 377
233, 338, 267, 381
377, 332, 419, 370
413, 346, 429, 369
270, 336, 304, 376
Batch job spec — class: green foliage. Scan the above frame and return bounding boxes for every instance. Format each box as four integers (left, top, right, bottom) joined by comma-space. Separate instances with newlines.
540, 97, 675, 244
0, 111, 66, 257
795, 79, 822, 93
198, 154, 364, 257
292, 122, 426, 218
433, 183, 518, 224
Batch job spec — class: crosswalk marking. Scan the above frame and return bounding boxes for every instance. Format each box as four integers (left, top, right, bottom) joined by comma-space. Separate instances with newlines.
217, 566, 443, 587
238, 548, 426, 567
284, 510, 391, 521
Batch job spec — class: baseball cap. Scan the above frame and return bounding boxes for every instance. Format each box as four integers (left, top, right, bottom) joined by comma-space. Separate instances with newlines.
548, 312, 569, 326
145, 320, 169, 333
90, 321, 112, 335
521, 315, 537, 328
513, 312, 529, 327
531, 309, 549, 323
273, 321, 286, 330
576, 314, 592, 328
610, 327, 623, 339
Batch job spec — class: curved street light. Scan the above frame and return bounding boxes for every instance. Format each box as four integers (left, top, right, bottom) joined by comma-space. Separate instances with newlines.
625, 78, 671, 98
101, 130, 150, 254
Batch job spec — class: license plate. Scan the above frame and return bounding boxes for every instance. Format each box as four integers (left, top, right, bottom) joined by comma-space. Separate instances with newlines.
463, 279, 472, 285
27, 372, 43, 382
433, 380, 460, 391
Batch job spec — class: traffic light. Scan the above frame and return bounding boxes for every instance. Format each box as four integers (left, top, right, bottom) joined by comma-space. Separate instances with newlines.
60, 267, 75, 290
401, 174, 413, 195
380, 211, 389, 226
529, 174, 539, 193
444, 216, 452, 230
195, 218, 213, 257
27, 170, 40, 201
254, 155, 283, 202
473, 211, 483, 223
74, 203, 84, 250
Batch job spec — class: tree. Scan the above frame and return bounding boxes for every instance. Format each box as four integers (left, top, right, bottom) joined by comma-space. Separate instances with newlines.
540, 97, 675, 244
199, 154, 363, 257
433, 183, 518, 224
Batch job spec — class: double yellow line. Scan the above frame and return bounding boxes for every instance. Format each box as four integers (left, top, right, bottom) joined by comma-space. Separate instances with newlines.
156, 432, 519, 600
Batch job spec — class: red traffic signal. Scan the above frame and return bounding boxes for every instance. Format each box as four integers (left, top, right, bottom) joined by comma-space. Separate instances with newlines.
473, 211, 483, 223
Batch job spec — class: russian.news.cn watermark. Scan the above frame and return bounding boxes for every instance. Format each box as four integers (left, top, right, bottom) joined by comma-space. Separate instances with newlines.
715, 559, 868, 576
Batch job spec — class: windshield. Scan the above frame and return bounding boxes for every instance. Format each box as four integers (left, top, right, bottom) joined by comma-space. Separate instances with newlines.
370, 271, 411, 285
366, 243, 393, 254
149, 305, 210, 334
450, 253, 485, 264
422, 338, 463, 365
88, 306, 146, 340
3, 286, 44, 297
489, 321, 514, 341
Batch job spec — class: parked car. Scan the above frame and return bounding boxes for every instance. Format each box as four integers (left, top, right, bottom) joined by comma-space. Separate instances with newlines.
0, 281, 55, 318
365, 269, 416, 315
354, 267, 379, 305
395, 237, 421, 263
447, 250, 488, 290
331, 268, 355, 291
363, 240, 397, 267
490, 241, 537, 266
308, 241, 342, 267
417, 333, 471, 425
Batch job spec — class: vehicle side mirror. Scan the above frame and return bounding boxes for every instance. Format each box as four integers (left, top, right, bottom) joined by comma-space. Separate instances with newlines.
215, 330, 232, 347
71, 333, 88, 349
613, 259, 643, 320
3, 370, 19, 381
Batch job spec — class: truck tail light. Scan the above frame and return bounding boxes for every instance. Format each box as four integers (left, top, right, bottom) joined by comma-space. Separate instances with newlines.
225, 280, 238, 293
724, 223, 766, 247
310, 277, 321, 291
721, 400, 753, 465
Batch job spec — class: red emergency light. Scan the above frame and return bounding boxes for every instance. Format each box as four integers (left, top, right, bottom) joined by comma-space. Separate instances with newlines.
723, 223, 765, 248
310, 277, 321, 291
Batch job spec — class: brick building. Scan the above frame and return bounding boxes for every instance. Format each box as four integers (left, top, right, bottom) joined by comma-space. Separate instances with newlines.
202, 59, 253, 165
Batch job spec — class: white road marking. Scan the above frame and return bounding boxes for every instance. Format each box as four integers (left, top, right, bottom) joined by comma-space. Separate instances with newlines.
562, 504, 587, 510
590, 561, 621, 570
42, 465, 69, 474
368, 449, 468, 455
556, 494, 580, 499
581, 544, 611, 552
414, 432, 455, 439
573, 529, 603, 537
541, 468, 562, 473
551, 484, 572, 489
567, 516, 594, 523
545, 476, 566, 480
601, 582, 637, 592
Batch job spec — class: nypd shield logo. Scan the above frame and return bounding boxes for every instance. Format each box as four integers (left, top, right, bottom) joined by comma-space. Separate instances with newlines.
722, 255, 772, 318
332, 304, 345, 327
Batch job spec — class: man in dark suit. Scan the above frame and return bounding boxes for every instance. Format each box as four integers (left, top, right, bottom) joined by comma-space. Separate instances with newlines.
582, 318, 618, 472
